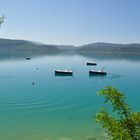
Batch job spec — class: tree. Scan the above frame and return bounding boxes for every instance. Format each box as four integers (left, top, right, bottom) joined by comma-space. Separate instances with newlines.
0, 15, 5, 27
96, 86, 140, 140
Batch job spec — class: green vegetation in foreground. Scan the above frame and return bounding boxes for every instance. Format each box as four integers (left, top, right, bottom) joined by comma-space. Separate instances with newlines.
96, 86, 140, 140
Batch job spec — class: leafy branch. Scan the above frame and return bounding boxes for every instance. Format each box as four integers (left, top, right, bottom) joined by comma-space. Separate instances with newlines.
0, 15, 5, 27
96, 86, 140, 140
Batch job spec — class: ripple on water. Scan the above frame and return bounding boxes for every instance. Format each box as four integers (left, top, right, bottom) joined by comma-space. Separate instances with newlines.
0, 89, 87, 114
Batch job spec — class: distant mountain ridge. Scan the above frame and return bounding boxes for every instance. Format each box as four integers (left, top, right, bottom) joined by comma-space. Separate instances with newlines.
0, 38, 75, 51
0, 38, 61, 56
0, 38, 59, 50
77, 42, 140, 53
1, 39, 140, 55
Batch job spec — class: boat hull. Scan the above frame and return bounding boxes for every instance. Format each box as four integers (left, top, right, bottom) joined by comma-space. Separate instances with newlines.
55, 70, 73, 76
26, 57, 31, 60
89, 71, 107, 75
86, 62, 97, 66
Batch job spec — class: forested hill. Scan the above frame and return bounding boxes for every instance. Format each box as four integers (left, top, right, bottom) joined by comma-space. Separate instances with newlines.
77, 42, 140, 53
0, 38, 60, 54
1, 39, 140, 55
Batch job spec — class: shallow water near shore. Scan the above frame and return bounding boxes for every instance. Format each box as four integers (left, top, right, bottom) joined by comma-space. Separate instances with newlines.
0, 53, 140, 140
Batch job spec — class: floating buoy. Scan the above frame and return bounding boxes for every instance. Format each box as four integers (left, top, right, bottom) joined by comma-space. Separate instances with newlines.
32, 82, 35, 85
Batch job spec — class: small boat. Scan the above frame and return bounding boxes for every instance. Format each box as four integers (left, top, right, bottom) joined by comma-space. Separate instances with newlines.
26, 57, 31, 60
86, 62, 97, 66
89, 68, 107, 75
55, 70, 73, 76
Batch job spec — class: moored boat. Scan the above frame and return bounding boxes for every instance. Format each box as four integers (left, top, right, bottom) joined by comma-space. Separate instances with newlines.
55, 70, 73, 76
86, 62, 97, 66
26, 57, 31, 60
89, 68, 107, 75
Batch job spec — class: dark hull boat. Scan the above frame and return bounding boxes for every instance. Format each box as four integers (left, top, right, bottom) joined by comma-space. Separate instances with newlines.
89, 70, 107, 75
86, 62, 97, 66
26, 57, 31, 60
55, 70, 73, 76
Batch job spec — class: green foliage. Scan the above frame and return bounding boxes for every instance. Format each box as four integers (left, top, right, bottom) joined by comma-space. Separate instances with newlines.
96, 86, 140, 140
0, 15, 5, 26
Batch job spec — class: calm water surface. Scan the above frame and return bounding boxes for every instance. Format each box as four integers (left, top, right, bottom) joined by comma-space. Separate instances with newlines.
0, 53, 140, 140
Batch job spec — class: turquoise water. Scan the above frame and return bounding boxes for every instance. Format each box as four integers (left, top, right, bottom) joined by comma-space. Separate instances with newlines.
0, 53, 140, 140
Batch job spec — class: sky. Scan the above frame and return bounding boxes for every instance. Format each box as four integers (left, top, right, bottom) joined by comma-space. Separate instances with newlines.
0, 0, 140, 45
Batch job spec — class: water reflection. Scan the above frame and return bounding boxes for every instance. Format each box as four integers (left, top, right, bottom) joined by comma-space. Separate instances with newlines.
77, 52, 140, 62
1, 51, 140, 62
89, 73, 107, 77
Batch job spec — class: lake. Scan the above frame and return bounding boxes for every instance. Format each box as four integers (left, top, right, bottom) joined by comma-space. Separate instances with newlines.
0, 53, 140, 140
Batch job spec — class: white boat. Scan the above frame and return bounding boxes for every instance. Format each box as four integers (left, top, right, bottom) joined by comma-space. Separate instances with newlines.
55, 70, 73, 75
89, 68, 107, 75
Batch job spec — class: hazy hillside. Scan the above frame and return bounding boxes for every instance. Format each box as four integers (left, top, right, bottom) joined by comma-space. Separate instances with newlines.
56, 45, 75, 51
0, 38, 61, 56
0, 38, 76, 52
1, 39, 140, 57
77, 42, 140, 53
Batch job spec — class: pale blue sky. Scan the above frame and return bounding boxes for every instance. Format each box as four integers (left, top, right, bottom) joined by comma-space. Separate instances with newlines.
0, 0, 140, 45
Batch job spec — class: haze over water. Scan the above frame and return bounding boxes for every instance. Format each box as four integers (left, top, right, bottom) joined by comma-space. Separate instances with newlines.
0, 53, 140, 140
